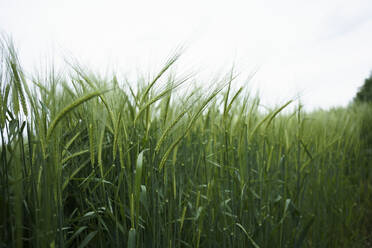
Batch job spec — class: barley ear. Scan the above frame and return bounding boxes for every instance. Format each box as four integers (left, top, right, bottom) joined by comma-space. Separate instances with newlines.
113, 111, 121, 160
12, 84, 19, 115
0, 89, 5, 128
46, 90, 106, 141
10, 62, 28, 116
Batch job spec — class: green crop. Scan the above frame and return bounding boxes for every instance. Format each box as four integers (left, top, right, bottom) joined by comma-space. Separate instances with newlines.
1, 38, 371, 247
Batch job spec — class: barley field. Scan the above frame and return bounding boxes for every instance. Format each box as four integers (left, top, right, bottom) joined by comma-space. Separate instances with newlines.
1, 39, 371, 247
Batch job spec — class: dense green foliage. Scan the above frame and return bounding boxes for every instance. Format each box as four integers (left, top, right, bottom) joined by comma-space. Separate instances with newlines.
1, 40, 371, 247
355, 72, 372, 103
354, 73, 372, 153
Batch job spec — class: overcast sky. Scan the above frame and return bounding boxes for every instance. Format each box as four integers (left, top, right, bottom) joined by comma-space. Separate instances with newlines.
2, 0, 372, 110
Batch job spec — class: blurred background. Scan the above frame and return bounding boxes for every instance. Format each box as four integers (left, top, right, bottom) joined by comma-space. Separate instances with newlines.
1, 0, 372, 110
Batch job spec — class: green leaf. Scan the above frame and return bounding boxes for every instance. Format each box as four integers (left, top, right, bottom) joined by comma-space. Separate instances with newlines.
127, 228, 136, 248
78, 231, 97, 248
294, 216, 315, 248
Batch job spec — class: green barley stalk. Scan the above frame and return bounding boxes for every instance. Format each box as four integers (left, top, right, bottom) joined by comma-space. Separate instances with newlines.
89, 124, 95, 166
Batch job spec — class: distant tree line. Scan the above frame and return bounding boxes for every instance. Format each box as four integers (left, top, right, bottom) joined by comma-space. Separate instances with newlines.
355, 72, 372, 103
354, 72, 372, 150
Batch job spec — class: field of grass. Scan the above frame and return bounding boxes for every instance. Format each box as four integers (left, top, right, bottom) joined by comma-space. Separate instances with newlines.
1, 39, 371, 247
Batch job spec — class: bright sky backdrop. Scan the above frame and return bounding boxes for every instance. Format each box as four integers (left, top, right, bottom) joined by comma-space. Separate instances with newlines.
2, 0, 372, 110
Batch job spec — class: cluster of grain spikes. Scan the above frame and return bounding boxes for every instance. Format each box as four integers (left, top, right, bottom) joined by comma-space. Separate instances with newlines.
1, 36, 371, 247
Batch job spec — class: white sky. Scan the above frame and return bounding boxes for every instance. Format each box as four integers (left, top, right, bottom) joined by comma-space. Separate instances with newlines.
1, 0, 372, 110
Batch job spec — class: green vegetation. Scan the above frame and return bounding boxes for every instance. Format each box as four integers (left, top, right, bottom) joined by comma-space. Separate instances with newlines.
355, 72, 372, 103
1, 38, 371, 247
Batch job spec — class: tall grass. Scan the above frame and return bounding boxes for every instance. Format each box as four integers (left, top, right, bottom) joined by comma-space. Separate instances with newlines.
1, 38, 371, 247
